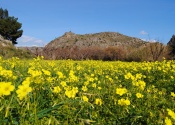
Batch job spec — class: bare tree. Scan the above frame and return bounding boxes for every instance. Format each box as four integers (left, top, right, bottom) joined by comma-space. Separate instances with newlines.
149, 42, 165, 61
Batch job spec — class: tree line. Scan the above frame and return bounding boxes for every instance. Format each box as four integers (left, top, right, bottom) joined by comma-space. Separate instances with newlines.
34, 40, 172, 61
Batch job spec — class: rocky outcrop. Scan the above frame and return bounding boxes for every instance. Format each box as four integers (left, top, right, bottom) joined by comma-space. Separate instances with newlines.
0, 35, 12, 47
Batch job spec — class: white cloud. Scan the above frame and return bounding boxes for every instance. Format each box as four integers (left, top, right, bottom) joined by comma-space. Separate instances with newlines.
16, 35, 45, 47
18, 35, 43, 43
141, 38, 147, 41
141, 38, 157, 42
148, 39, 157, 43
140, 30, 148, 35
34, 40, 43, 43
31, 45, 39, 47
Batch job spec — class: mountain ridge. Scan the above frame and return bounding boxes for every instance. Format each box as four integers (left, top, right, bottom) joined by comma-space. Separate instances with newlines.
44, 31, 148, 50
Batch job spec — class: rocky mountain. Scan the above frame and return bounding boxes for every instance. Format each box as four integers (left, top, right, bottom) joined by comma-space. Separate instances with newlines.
41, 31, 151, 60
44, 31, 147, 50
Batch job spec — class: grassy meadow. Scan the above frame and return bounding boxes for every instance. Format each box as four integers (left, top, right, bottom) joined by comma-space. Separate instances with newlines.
0, 56, 175, 125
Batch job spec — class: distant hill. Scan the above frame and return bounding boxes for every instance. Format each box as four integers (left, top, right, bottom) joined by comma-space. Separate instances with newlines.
44, 31, 147, 49
42, 31, 149, 60
18, 46, 43, 56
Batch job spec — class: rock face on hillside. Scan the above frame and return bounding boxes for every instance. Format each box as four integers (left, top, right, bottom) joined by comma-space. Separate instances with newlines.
0, 35, 12, 47
167, 35, 175, 47
167, 34, 175, 58
44, 31, 147, 50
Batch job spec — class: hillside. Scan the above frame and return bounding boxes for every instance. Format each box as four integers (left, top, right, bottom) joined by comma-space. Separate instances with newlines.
44, 31, 147, 49
0, 35, 35, 59
42, 31, 150, 60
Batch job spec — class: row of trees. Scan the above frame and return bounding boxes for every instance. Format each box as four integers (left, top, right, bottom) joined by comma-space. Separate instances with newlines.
42, 46, 125, 60
41, 42, 170, 61
0, 8, 23, 44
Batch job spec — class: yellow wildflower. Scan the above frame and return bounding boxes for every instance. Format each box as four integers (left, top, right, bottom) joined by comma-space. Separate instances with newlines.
47, 77, 54, 83
89, 77, 94, 82
60, 81, 67, 87
170, 76, 174, 79
132, 80, 146, 90
147, 89, 150, 93
105, 75, 109, 79
84, 81, 89, 86
82, 86, 88, 92
69, 70, 78, 82
82, 96, 89, 102
28, 69, 42, 77
92, 83, 96, 88
118, 98, 130, 106
0, 69, 14, 79
91, 74, 94, 77
22, 78, 30, 85
65, 90, 72, 98
42, 69, 51, 76
136, 93, 144, 98
65, 87, 78, 98
72, 87, 78, 93
0, 82, 15, 96
53, 86, 61, 93
95, 98, 102, 106
16, 84, 32, 100
116, 88, 128, 96
98, 87, 102, 90
124, 72, 134, 80
57, 71, 64, 79
135, 73, 143, 80
167, 109, 175, 120
171, 92, 175, 97
165, 117, 172, 125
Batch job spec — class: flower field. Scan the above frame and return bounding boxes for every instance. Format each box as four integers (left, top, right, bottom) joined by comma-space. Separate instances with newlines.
0, 56, 175, 125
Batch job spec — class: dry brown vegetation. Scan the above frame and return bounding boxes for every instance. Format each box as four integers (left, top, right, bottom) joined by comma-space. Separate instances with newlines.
42, 46, 125, 60
40, 43, 170, 62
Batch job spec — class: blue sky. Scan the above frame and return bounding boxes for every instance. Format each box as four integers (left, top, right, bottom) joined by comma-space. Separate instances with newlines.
1, 0, 175, 46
